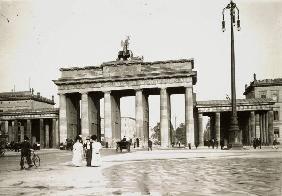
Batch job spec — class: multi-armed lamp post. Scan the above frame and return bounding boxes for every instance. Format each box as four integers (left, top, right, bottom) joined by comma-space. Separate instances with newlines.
222, 0, 242, 149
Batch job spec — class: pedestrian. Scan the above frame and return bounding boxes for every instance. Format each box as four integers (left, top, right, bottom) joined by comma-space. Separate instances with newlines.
220, 139, 224, 150
178, 141, 181, 148
273, 138, 278, 149
136, 138, 139, 148
211, 139, 215, 149
91, 135, 102, 167
20, 136, 33, 169
72, 135, 84, 167
83, 136, 92, 167
253, 138, 256, 149
148, 139, 153, 151
215, 139, 219, 149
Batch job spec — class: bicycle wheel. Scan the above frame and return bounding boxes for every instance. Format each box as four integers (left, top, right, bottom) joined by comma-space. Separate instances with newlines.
0, 149, 5, 157
33, 155, 40, 167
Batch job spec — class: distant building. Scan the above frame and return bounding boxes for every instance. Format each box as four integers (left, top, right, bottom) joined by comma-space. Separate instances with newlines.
244, 74, 282, 143
0, 90, 59, 148
100, 117, 136, 141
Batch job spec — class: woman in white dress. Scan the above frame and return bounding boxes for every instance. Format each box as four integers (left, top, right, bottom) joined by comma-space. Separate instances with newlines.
72, 135, 84, 167
91, 135, 102, 167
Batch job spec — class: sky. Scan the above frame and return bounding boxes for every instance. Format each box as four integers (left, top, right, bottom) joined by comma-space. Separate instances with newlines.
0, 0, 281, 127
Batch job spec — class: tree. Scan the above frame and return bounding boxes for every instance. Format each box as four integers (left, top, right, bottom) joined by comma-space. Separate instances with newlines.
151, 123, 160, 145
175, 123, 186, 145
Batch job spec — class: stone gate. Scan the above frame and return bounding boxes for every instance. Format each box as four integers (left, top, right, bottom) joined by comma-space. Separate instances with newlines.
53, 58, 197, 148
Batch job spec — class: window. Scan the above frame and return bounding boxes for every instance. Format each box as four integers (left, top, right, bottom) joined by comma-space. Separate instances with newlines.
274, 128, 280, 138
259, 91, 267, 98
274, 111, 279, 121
271, 90, 279, 102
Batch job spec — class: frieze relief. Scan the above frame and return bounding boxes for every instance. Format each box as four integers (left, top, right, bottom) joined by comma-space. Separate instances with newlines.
58, 77, 192, 92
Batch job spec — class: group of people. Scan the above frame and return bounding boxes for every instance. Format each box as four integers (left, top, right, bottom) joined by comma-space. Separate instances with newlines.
72, 135, 102, 167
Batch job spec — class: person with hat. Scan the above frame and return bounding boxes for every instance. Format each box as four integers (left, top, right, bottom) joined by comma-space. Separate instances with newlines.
72, 135, 84, 167
20, 136, 33, 169
83, 136, 92, 167
91, 135, 102, 167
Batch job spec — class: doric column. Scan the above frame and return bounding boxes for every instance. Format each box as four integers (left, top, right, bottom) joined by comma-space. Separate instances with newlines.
104, 91, 113, 147
88, 94, 101, 140
81, 92, 90, 138
215, 112, 220, 143
59, 94, 67, 144
185, 87, 194, 147
250, 111, 255, 140
160, 88, 170, 148
20, 125, 24, 142
255, 113, 260, 138
261, 113, 265, 145
52, 118, 58, 148
135, 89, 144, 142
45, 124, 49, 148
4, 120, 9, 134
14, 120, 18, 142
26, 120, 32, 141
268, 111, 274, 145
40, 119, 44, 148
265, 113, 269, 145
8, 121, 13, 142
198, 113, 204, 146
112, 95, 121, 144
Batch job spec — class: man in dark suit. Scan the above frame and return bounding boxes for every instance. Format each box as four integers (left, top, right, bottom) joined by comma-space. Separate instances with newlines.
20, 136, 33, 169
83, 136, 92, 167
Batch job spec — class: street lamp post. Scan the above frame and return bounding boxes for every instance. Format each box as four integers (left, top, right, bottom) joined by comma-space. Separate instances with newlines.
222, 0, 242, 149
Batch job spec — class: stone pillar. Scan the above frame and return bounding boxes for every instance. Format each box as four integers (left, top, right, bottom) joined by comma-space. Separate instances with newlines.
8, 121, 13, 142
261, 113, 265, 145
255, 113, 260, 138
136, 89, 150, 148
112, 95, 121, 144
104, 91, 113, 147
265, 113, 269, 145
198, 113, 204, 146
81, 92, 90, 139
14, 120, 18, 142
45, 124, 49, 148
215, 112, 220, 143
268, 111, 274, 145
4, 121, 8, 134
59, 94, 67, 144
40, 119, 44, 148
160, 88, 170, 148
20, 125, 24, 142
52, 118, 58, 148
135, 90, 144, 143
185, 87, 194, 147
89, 94, 101, 140
144, 95, 149, 148
250, 111, 255, 140
26, 119, 32, 141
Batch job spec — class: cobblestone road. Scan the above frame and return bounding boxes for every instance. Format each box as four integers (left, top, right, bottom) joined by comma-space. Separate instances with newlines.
0, 148, 281, 195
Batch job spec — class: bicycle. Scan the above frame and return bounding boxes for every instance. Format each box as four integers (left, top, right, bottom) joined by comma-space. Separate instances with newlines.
21, 149, 40, 169
31, 149, 40, 167
0, 148, 5, 157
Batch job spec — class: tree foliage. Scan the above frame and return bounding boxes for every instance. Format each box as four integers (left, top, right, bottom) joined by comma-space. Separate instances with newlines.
175, 123, 186, 144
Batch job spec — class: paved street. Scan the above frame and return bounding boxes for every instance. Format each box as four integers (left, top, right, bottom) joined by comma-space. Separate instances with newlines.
0, 147, 281, 195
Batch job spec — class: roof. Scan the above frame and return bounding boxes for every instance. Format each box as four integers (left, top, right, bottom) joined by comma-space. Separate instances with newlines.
0, 91, 55, 105
244, 78, 282, 95
196, 98, 275, 107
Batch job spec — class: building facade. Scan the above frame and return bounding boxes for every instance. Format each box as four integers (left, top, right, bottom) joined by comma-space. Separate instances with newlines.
0, 91, 59, 148
196, 99, 275, 147
244, 75, 282, 143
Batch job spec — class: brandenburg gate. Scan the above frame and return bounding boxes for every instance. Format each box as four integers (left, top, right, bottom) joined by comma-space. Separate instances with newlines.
53, 42, 197, 148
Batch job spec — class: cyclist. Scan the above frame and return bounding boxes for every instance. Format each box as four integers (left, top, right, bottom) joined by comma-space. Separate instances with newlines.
20, 136, 33, 169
